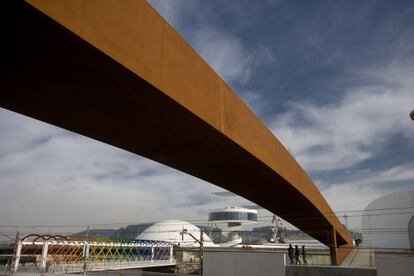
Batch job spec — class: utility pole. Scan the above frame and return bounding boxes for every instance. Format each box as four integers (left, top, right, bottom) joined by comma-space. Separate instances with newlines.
343, 214, 348, 229
368, 214, 372, 247
180, 229, 204, 275
199, 229, 204, 276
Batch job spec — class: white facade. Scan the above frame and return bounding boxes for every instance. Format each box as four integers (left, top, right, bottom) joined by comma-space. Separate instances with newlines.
361, 190, 414, 249
409, 215, 414, 249
209, 206, 258, 224
136, 220, 214, 247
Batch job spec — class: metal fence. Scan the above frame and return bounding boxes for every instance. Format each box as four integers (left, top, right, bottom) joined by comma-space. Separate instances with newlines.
0, 266, 192, 276
11, 239, 174, 273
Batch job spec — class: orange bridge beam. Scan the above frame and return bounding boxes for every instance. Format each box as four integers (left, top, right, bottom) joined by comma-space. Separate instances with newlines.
1, 0, 352, 264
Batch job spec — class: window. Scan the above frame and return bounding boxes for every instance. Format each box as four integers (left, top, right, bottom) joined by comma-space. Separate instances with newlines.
209, 212, 257, 221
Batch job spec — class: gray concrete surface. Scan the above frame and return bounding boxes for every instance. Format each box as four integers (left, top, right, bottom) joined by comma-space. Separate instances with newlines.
375, 254, 414, 276
341, 248, 375, 267
203, 250, 285, 276
286, 265, 377, 276
203, 249, 414, 276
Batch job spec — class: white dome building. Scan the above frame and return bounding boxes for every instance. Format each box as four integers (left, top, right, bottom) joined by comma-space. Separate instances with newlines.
409, 216, 414, 249
136, 220, 214, 247
361, 190, 414, 249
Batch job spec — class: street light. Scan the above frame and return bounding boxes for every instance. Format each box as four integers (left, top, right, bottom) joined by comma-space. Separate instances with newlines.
410, 110, 414, 121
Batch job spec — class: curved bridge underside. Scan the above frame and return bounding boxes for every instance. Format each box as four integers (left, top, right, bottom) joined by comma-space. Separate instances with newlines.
1, 0, 352, 263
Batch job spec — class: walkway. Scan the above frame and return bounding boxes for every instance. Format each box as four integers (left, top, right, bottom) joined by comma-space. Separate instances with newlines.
341, 247, 375, 268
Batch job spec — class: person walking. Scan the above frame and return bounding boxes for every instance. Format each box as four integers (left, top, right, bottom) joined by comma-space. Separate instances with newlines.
295, 245, 301, 264
288, 244, 294, 264
302, 245, 307, 265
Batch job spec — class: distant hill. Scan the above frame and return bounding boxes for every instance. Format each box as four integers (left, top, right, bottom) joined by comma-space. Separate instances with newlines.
75, 223, 153, 241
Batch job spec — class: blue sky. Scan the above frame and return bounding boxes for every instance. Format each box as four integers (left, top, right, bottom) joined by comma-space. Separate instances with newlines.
0, 0, 413, 232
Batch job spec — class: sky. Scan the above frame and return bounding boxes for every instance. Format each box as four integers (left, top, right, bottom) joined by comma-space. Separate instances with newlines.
1, 0, 414, 238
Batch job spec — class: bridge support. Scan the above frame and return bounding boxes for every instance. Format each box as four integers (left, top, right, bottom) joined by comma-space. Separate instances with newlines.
329, 228, 338, 265
40, 241, 49, 272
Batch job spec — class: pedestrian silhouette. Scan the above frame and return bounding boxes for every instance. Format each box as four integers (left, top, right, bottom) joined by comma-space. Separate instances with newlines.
302, 245, 307, 264
295, 245, 301, 264
288, 244, 294, 264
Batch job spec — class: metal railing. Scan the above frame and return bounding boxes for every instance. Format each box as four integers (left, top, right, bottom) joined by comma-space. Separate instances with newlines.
6, 238, 175, 274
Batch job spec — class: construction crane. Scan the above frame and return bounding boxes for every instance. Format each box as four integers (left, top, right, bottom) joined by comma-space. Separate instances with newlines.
270, 215, 284, 243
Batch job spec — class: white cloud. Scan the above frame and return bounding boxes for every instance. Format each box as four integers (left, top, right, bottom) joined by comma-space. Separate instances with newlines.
322, 163, 414, 208
352, 164, 414, 187
149, 1, 275, 92
148, 0, 190, 28
320, 163, 414, 230
271, 66, 414, 171
151, 2, 253, 83
0, 109, 61, 156
191, 29, 276, 87
191, 28, 253, 85
0, 109, 236, 226
192, 28, 252, 83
